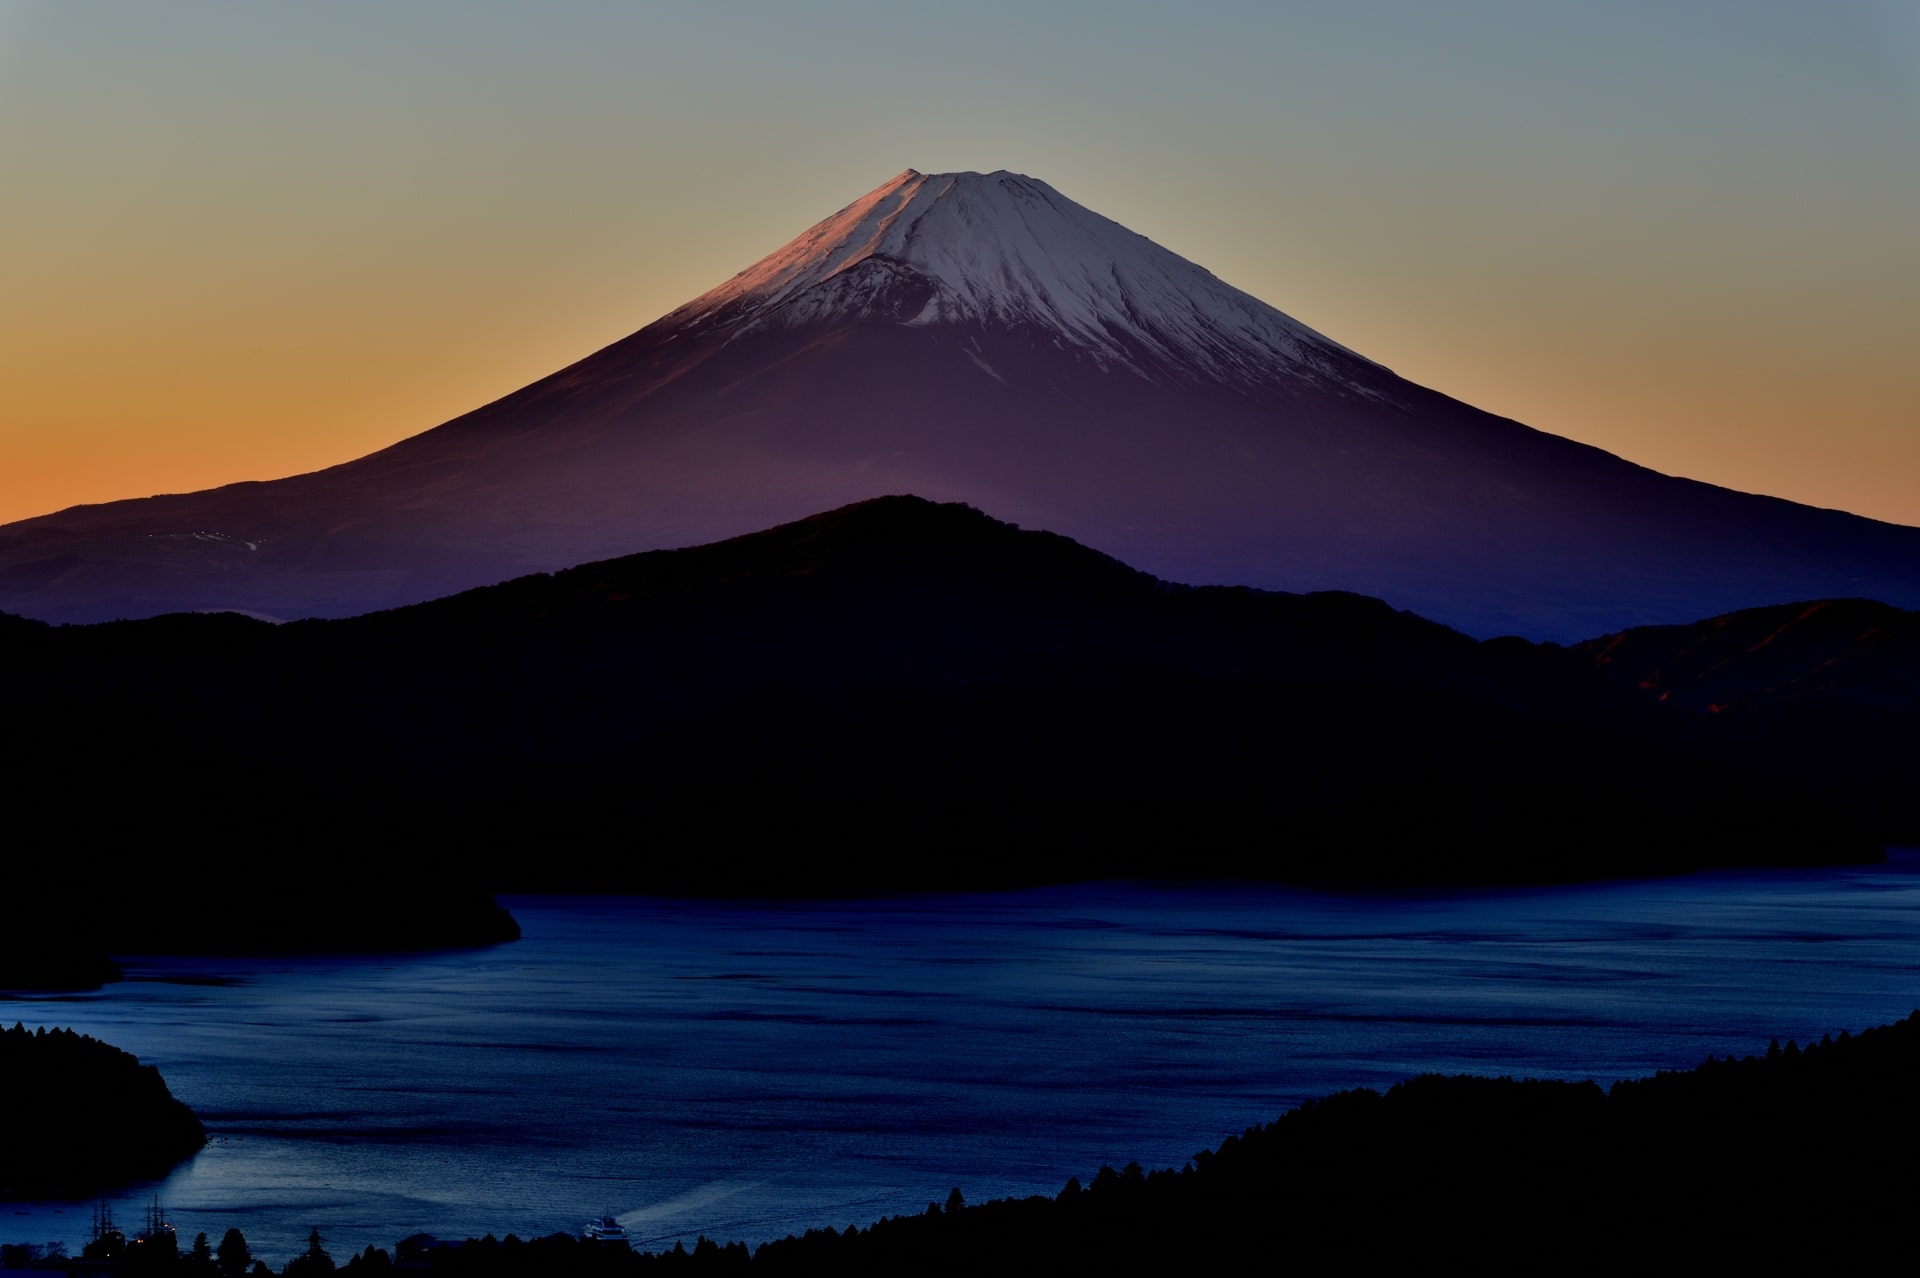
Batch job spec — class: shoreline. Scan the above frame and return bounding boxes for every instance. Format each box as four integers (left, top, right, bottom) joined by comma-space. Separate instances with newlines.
10, 1009, 1918, 1271
6, 869, 1917, 1262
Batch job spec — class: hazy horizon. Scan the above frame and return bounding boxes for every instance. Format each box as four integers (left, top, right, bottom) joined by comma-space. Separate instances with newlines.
3, 1, 1916, 528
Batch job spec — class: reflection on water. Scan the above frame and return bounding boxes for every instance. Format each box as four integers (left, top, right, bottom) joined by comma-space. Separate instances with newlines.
6, 855, 1920, 1261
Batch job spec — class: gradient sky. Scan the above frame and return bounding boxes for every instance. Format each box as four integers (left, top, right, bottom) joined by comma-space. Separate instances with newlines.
4, 0, 1916, 528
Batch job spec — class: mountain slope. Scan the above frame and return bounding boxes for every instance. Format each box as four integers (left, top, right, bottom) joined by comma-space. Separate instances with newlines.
5, 170, 1919, 638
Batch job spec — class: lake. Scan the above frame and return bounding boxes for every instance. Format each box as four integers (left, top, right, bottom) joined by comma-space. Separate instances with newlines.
7, 857, 1920, 1263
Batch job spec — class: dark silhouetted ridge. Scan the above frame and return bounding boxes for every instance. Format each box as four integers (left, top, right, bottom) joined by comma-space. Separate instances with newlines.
407, 495, 1163, 621
1578, 596, 1920, 714
1569, 597, 1920, 840
4, 498, 1894, 907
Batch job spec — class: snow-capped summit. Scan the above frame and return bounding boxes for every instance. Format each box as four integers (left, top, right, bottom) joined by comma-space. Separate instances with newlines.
5, 167, 1920, 640
666, 169, 1380, 394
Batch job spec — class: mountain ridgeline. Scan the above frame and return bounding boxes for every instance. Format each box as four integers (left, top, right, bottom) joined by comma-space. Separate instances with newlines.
5, 498, 1907, 924
5, 169, 1920, 639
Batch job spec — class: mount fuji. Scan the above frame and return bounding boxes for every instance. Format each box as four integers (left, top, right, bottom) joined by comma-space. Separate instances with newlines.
6, 168, 1920, 638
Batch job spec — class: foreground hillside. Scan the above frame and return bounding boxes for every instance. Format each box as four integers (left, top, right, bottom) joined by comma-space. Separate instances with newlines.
618, 1011, 1920, 1271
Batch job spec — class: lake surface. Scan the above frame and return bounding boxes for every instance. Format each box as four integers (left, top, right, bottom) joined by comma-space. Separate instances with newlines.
8, 858, 1920, 1263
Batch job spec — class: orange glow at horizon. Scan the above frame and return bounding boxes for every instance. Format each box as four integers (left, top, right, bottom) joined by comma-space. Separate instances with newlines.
6, 241, 1912, 531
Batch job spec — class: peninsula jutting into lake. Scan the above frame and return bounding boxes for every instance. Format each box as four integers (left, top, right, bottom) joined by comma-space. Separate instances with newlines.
0, 1024, 204, 1200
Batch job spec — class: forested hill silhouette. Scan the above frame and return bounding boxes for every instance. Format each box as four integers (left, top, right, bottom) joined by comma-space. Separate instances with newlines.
0, 1023, 204, 1197
727, 1010, 1920, 1271
1572, 597, 1920, 840
664, 1011, 1920, 1271
4, 496, 1909, 923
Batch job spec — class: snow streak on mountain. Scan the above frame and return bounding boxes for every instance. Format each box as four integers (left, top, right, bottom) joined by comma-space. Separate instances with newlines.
667, 169, 1381, 396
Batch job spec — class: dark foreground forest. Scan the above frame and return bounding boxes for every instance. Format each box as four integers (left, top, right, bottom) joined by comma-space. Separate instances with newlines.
16, 1010, 1919, 1274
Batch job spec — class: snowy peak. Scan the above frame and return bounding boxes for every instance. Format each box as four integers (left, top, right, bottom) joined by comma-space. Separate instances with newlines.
663, 169, 1383, 393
